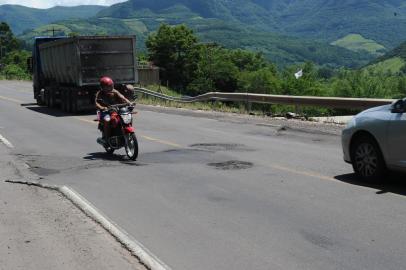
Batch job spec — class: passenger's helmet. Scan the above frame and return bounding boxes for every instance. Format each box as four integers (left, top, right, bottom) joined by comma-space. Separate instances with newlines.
100, 76, 114, 91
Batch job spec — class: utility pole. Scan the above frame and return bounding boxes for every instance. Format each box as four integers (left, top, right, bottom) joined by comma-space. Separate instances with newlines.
46, 27, 62, 37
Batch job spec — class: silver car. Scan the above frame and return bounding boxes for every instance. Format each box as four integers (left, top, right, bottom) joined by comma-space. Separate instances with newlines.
342, 98, 406, 181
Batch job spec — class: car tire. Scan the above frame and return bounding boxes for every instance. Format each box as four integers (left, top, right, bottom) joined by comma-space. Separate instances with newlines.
351, 135, 386, 182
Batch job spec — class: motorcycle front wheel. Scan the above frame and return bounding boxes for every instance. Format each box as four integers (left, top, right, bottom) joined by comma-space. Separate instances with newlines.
124, 133, 138, 160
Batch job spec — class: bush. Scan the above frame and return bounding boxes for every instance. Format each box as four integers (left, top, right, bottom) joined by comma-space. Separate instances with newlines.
1, 64, 31, 80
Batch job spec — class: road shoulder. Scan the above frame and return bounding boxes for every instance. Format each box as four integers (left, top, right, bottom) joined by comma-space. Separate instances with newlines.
0, 146, 147, 270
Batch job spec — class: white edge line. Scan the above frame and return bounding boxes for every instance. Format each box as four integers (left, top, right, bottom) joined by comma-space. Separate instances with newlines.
0, 133, 14, 148
60, 186, 172, 270
5, 180, 171, 270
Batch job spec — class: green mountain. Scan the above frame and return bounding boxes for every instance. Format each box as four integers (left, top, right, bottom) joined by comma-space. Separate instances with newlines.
376, 41, 406, 61
19, 6, 373, 68
4, 0, 406, 49
0, 4, 106, 34
98, 0, 406, 48
259, 0, 406, 47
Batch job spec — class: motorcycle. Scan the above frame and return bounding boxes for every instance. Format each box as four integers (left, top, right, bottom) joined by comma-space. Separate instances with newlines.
96, 102, 138, 160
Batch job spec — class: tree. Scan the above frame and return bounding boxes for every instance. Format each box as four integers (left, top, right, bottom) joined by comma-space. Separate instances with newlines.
0, 22, 20, 60
238, 67, 281, 94
146, 24, 198, 90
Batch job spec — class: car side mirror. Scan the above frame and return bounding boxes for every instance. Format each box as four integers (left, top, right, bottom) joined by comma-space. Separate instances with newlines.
391, 99, 405, 113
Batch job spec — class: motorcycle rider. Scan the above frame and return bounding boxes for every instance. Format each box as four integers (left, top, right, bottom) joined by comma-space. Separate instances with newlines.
95, 76, 131, 145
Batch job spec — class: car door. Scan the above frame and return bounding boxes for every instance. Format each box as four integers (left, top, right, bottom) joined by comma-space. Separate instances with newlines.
387, 111, 406, 170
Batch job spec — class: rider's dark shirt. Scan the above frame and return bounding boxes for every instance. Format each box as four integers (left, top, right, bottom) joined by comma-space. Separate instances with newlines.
96, 89, 125, 107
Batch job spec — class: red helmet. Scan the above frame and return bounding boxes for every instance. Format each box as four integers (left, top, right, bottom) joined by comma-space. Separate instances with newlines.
100, 76, 114, 90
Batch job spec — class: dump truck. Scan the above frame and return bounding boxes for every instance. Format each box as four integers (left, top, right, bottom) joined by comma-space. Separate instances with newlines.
30, 35, 138, 112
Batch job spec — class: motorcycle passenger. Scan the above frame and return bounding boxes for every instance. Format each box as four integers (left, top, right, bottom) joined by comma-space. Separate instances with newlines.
95, 76, 131, 144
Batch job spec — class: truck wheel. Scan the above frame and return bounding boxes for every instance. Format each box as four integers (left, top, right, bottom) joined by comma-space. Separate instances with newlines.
60, 91, 66, 111
36, 97, 44, 106
62, 90, 70, 112
70, 94, 78, 113
49, 89, 57, 108
44, 88, 50, 107
65, 91, 71, 113
35, 88, 45, 106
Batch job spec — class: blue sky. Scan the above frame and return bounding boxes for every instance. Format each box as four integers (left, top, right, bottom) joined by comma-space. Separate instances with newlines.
0, 0, 126, 8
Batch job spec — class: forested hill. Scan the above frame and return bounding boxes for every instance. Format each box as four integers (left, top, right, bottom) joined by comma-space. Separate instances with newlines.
378, 42, 406, 62
0, 5, 105, 34
98, 0, 406, 48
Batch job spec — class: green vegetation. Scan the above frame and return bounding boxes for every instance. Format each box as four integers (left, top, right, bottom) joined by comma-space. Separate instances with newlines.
18, 9, 374, 67
365, 57, 405, 74
0, 22, 31, 80
375, 41, 406, 62
3, 0, 406, 59
96, 0, 406, 48
366, 41, 406, 74
142, 24, 406, 116
332, 34, 386, 56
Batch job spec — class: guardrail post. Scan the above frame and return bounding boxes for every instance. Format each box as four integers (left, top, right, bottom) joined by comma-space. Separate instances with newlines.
246, 101, 252, 114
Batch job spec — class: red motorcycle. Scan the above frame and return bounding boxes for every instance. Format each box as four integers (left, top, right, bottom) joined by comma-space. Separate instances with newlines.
96, 103, 138, 160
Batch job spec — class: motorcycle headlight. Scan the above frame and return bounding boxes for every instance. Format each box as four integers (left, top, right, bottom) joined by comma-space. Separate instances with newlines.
121, 113, 132, 124
103, 114, 111, 122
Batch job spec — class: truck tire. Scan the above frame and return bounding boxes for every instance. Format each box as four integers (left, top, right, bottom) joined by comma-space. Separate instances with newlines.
61, 90, 69, 112
49, 88, 57, 108
60, 90, 66, 111
35, 87, 45, 106
44, 88, 50, 107
70, 91, 78, 113
46, 87, 55, 108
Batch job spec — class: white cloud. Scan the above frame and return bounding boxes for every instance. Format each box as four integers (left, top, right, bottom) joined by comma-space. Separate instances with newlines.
0, 0, 126, 9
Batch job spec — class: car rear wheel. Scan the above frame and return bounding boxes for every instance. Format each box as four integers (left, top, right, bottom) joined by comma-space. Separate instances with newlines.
351, 135, 386, 182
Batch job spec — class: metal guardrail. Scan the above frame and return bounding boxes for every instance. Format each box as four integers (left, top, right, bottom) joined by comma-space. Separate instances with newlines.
134, 87, 395, 110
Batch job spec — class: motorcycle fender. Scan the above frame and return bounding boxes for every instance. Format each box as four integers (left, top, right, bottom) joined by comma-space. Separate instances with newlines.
124, 126, 135, 133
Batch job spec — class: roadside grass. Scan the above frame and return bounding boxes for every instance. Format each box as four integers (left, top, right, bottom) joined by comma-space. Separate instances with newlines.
0, 74, 31, 81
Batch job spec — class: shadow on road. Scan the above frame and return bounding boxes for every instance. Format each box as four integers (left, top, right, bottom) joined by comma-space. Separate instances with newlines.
334, 173, 406, 197
84, 152, 126, 161
24, 105, 95, 117
83, 152, 143, 166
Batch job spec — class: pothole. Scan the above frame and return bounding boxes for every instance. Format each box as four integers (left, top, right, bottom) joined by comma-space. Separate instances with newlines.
190, 143, 253, 152
207, 160, 254, 170
29, 167, 60, 176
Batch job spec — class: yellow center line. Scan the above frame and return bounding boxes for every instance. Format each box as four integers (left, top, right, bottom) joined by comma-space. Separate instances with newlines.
75, 117, 98, 125
141, 135, 182, 148
75, 117, 182, 148
269, 164, 337, 182
0, 95, 24, 104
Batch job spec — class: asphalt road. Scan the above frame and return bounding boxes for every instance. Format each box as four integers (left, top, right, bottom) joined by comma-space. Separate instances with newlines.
1, 80, 406, 270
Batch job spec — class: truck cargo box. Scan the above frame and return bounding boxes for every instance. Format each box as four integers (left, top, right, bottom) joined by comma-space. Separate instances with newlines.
39, 36, 138, 87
